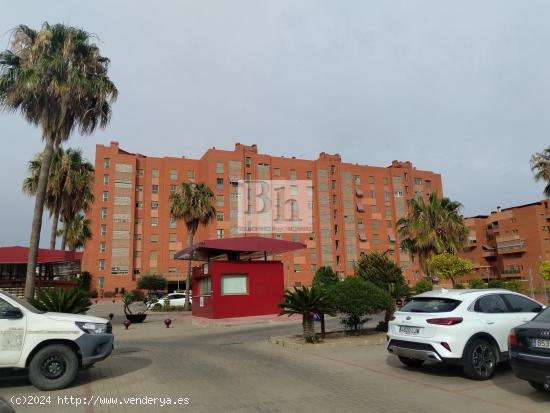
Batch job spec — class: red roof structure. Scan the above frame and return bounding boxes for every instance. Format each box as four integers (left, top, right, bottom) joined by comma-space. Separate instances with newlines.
0, 246, 83, 264
175, 236, 306, 261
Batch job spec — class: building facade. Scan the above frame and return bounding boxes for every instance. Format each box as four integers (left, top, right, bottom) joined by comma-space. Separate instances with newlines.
460, 201, 550, 292
82, 142, 443, 294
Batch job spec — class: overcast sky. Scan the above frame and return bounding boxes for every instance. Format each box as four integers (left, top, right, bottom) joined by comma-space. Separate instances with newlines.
1, 0, 549, 247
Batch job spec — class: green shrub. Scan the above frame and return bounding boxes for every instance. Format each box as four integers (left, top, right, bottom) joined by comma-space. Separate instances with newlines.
454, 283, 465, 289
329, 277, 391, 332
414, 279, 433, 294
488, 279, 505, 289
137, 273, 167, 292
29, 288, 92, 314
131, 289, 145, 301
504, 279, 523, 293
468, 278, 485, 289
87, 290, 98, 299
76, 271, 92, 291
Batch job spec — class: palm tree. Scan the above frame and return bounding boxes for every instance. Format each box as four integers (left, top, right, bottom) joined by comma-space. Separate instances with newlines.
530, 147, 550, 198
169, 182, 216, 310
397, 192, 468, 279
278, 286, 333, 343
0, 23, 117, 299
64, 213, 92, 251
23, 148, 94, 250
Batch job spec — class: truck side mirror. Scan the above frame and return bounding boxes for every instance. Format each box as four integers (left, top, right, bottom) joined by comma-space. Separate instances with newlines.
0, 306, 23, 320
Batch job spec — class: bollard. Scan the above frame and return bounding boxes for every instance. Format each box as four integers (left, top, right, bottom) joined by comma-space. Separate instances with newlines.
164, 318, 172, 328
123, 319, 131, 329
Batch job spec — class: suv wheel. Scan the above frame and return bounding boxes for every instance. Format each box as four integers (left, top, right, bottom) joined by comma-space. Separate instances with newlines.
529, 381, 550, 391
398, 356, 425, 367
462, 339, 497, 380
28, 344, 79, 390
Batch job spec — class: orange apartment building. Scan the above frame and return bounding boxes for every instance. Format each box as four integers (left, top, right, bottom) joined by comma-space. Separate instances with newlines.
82, 142, 443, 295
460, 201, 550, 292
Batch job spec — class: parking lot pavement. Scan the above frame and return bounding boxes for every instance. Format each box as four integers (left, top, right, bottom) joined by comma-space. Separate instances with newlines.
1, 315, 549, 413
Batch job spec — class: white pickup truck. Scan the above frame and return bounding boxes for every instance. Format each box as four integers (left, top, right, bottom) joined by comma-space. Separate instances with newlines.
0, 290, 113, 390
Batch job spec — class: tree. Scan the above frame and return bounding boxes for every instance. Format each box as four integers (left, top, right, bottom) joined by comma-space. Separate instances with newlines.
530, 147, 550, 198
540, 261, 550, 282
278, 286, 334, 343
29, 288, 92, 314
169, 182, 216, 310
355, 251, 405, 329
397, 192, 468, 280
427, 253, 474, 287
137, 274, 167, 294
64, 213, 92, 251
76, 271, 92, 291
0, 23, 117, 299
312, 266, 339, 336
329, 277, 391, 333
414, 279, 433, 294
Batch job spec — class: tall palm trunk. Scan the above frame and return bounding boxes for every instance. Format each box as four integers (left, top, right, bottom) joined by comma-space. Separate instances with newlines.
302, 313, 315, 343
25, 138, 55, 299
60, 224, 68, 251
185, 232, 194, 311
49, 208, 59, 249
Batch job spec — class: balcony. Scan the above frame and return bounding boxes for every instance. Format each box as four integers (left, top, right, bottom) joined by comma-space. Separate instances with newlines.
497, 239, 526, 255
482, 250, 496, 258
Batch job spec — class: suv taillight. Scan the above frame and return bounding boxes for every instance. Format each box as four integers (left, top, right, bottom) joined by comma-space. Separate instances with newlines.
508, 330, 518, 346
426, 317, 463, 326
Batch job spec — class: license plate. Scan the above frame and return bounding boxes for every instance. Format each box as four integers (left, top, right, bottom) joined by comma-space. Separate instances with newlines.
399, 326, 420, 335
532, 338, 550, 349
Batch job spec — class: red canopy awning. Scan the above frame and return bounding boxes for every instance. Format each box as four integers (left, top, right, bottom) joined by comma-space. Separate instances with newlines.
174, 236, 306, 261
0, 246, 83, 264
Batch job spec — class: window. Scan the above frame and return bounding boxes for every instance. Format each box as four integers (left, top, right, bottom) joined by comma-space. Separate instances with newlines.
245, 157, 251, 168
187, 169, 195, 179
373, 235, 380, 245
170, 169, 177, 180
357, 219, 364, 229
99, 242, 106, 253
150, 234, 158, 243
169, 250, 176, 259
169, 217, 177, 228
354, 175, 361, 185
216, 178, 224, 189
401, 297, 461, 313
425, 180, 432, 189
168, 267, 177, 273
101, 208, 108, 219
136, 185, 143, 192
310, 264, 317, 272
136, 201, 143, 208
393, 176, 402, 184
216, 211, 224, 221
306, 170, 312, 179
217, 229, 225, 239
102, 191, 109, 202
394, 191, 403, 197
273, 168, 281, 177
290, 169, 297, 180
245, 172, 252, 181
152, 184, 159, 193
332, 194, 337, 204
103, 174, 109, 185
100, 224, 107, 236
98, 277, 105, 289
103, 158, 110, 169
385, 207, 392, 217
368, 176, 375, 184
149, 251, 157, 260
294, 264, 301, 273
152, 169, 159, 178
169, 184, 177, 192
501, 294, 542, 313
216, 162, 224, 173
200, 276, 212, 295
169, 233, 177, 242
151, 201, 159, 209
414, 177, 423, 185
220, 275, 248, 294
151, 217, 158, 227
99, 259, 105, 271
372, 220, 379, 230
474, 294, 508, 313
134, 234, 142, 241
384, 192, 390, 201
369, 190, 376, 199
382, 177, 388, 186
331, 165, 336, 175
332, 180, 336, 189
216, 195, 224, 207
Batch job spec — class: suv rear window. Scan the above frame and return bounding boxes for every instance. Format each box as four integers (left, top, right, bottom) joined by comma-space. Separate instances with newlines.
401, 297, 461, 313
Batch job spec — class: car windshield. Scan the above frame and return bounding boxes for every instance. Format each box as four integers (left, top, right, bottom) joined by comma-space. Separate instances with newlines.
400, 297, 462, 313
1, 290, 44, 314
534, 306, 550, 322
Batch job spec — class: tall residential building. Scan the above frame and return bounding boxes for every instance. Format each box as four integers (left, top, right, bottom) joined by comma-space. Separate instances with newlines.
82, 141, 443, 295
460, 201, 550, 291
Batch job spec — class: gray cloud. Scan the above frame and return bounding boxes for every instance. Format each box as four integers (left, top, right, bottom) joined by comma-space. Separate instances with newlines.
0, 0, 548, 246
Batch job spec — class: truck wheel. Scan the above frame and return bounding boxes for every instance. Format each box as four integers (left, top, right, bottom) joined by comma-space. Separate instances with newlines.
462, 339, 497, 380
398, 356, 425, 367
28, 344, 79, 390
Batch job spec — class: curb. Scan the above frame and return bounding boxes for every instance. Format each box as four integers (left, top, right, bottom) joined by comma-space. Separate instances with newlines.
269, 333, 387, 350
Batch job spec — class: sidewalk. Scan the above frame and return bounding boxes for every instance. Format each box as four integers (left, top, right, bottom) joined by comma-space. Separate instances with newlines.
186, 313, 303, 327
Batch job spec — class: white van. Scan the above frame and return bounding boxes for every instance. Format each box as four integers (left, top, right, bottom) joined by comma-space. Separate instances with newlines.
0, 290, 113, 390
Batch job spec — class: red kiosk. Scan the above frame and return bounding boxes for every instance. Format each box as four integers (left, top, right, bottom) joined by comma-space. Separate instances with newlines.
175, 237, 305, 319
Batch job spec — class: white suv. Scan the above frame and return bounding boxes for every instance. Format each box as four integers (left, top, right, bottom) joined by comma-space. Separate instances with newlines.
387, 289, 544, 380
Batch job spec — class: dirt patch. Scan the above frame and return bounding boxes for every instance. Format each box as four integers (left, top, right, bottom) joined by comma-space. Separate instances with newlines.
270, 329, 387, 350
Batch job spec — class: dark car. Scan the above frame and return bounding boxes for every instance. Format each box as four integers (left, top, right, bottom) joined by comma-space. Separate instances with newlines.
509, 305, 550, 391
